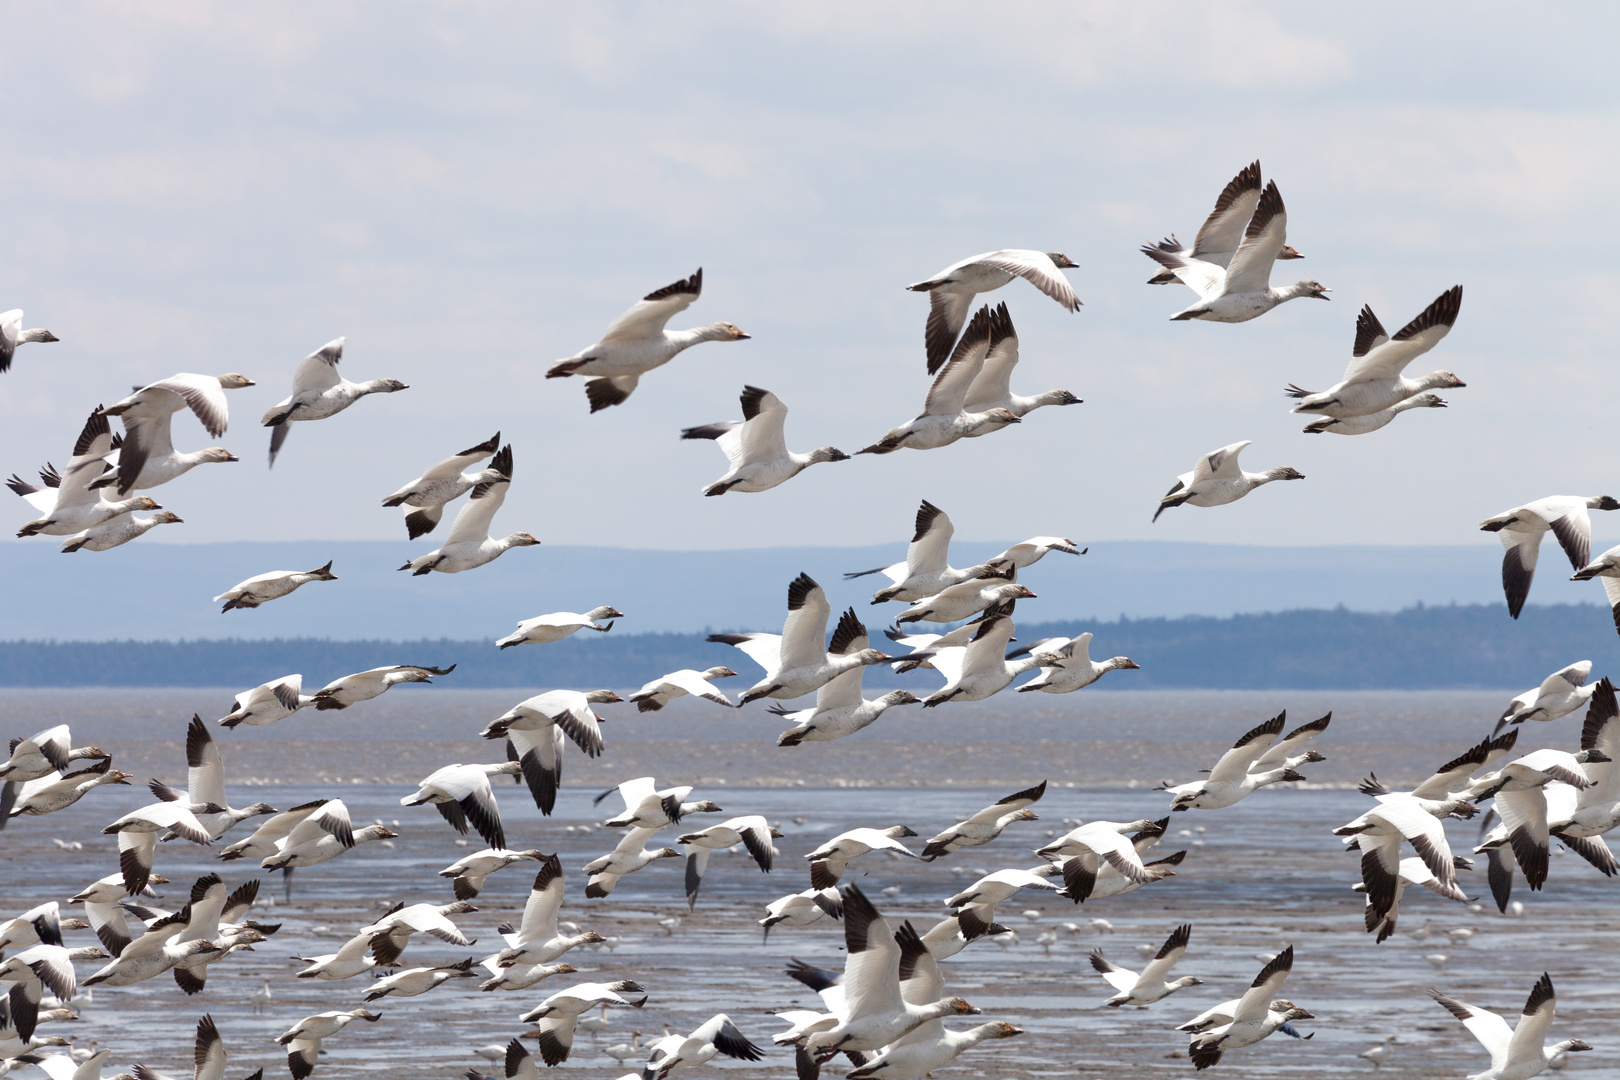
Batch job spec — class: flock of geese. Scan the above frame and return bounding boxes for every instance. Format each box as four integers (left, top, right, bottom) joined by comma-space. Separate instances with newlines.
0, 158, 1611, 1079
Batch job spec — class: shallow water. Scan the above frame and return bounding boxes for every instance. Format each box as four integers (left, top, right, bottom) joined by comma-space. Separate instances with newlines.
1, 690, 1615, 1079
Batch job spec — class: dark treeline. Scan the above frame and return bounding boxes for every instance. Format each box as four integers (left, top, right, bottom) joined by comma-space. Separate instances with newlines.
0, 602, 1610, 690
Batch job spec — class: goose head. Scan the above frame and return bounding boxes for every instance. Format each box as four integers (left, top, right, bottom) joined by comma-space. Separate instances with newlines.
854, 647, 892, 666
1268, 467, 1306, 482
653, 847, 683, 861
1278, 245, 1304, 260
983, 1021, 1024, 1039
1045, 253, 1079, 269
686, 800, 725, 813
195, 448, 239, 464
1297, 280, 1331, 300
215, 374, 256, 389
809, 446, 849, 463
707, 321, 750, 341
126, 497, 162, 511
1589, 496, 1620, 511
880, 690, 921, 707
1108, 657, 1141, 671
1404, 393, 1448, 409
151, 511, 185, 525
584, 689, 623, 704
373, 379, 409, 393
349, 1008, 383, 1021
938, 997, 981, 1016
506, 533, 542, 548
1425, 370, 1466, 389
703, 667, 739, 680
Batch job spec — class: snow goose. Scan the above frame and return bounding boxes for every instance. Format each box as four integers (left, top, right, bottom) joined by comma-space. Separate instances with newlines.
677, 814, 781, 908
11, 410, 162, 536
641, 1015, 766, 1079
1154, 441, 1302, 523
923, 615, 1051, 706
4, 760, 130, 825
1014, 633, 1139, 694
498, 607, 623, 649
0, 726, 108, 783
1360, 731, 1517, 821
960, 303, 1081, 428
1335, 795, 1459, 925
547, 269, 749, 411
1355, 854, 1471, 942
681, 385, 848, 495
1497, 662, 1597, 731
216, 675, 312, 728
0, 902, 84, 954
481, 689, 622, 815
295, 926, 384, 981
1036, 819, 1159, 902
439, 847, 547, 901
0, 944, 98, 1040
593, 777, 723, 829
128, 1014, 260, 1080
1287, 287, 1465, 417
98, 373, 253, 494
262, 338, 407, 466
104, 799, 221, 894
626, 667, 736, 712
805, 826, 921, 890
771, 622, 920, 745
943, 867, 1063, 933
1570, 543, 1620, 633
59, 510, 182, 552
1300, 392, 1447, 434
217, 798, 334, 861
213, 561, 336, 611
985, 536, 1084, 573
708, 575, 890, 704
581, 827, 682, 897
1482, 497, 1620, 618
1547, 679, 1620, 854
149, 716, 276, 838
896, 575, 1033, 626
310, 664, 455, 710
477, 959, 577, 994
1143, 180, 1330, 322
1089, 924, 1202, 1007
1247, 712, 1331, 775
793, 886, 980, 1062
0, 309, 57, 372
921, 782, 1046, 859
907, 250, 1079, 373
845, 500, 998, 604
401, 761, 520, 848
259, 799, 396, 871
519, 981, 647, 1065
465, 1037, 539, 1080
1429, 974, 1591, 1080
81, 919, 219, 988
166, 877, 274, 994
361, 901, 478, 966
276, 1008, 382, 1080
759, 888, 842, 940
1144, 162, 1304, 285
1468, 748, 1610, 891
381, 432, 501, 539
489, 854, 604, 970
400, 445, 539, 575
1184, 946, 1311, 1070
857, 308, 1021, 454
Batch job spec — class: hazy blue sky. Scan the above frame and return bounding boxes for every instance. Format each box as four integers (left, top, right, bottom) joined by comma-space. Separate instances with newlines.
2, 3, 1617, 554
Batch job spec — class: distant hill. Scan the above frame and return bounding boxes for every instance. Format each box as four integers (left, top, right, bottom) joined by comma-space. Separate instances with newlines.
2, 602, 1611, 691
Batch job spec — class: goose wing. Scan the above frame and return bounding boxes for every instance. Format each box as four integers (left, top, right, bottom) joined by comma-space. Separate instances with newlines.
114, 411, 177, 494
185, 716, 227, 811
1504, 975, 1558, 1070
283, 799, 354, 851
418, 433, 501, 482
1137, 923, 1192, 986
600, 269, 702, 342
707, 632, 782, 676
290, 341, 344, 395
922, 307, 993, 416
1190, 161, 1264, 260
1342, 286, 1462, 383
142, 374, 232, 438
1221, 181, 1287, 295
1206, 712, 1284, 783
964, 780, 1048, 825
1089, 950, 1140, 994
1189, 441, 1251, 485
659, 670, 734, 708
977, 250, 1080, 312
734, 386, 790, 465
444, 459, 511, 546
517, 854, 565, 940
1524, 497, 1595, 572
1411, 733, 1517, 800
1251, 713, 1331, 771
1429, 989, 1512, 1073
193, 1014, 227, 1080
1232, 945, 1291, 1022
904, 500, 954, 579
777, 573, 833, 673
839, 886, 906, 1020
962, 304, 1019, 414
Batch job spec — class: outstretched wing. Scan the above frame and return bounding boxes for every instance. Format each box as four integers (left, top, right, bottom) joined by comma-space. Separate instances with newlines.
599, 270, 702, 342
1221, 181, 1287, 295
1191, 161, 1264, 260
962, 304, 1020, 414
1342, 286, 1462, 383
922, 307, 993, 416
977, 250, 1080, 312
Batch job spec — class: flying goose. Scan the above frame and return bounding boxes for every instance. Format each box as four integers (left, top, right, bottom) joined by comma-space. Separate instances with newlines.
1287, 287, 1465, 417
104, 799, 222, 893
805, 826, 920, 890
907, 250, 1079, 373
0, 309, 58, 372
488, 854, 604, 970
857, 307, 1021, 454
400, 445, 538, 574
1013, 633, 1139, 694
626, 667, 737, 712
1545, 680, 1620, 872
677, 815, 781, 908
481, 689, 622, 815
896, 575, 1033, 625
1481, 497, 1620, 618
959, 303, 1081, 427
498, 607, 623, 649
1090, 924, 1202, 1006
381, 432, 502, 538
1154, 441, 1302, 522
944, 867, 1064, 930
360, 900, 478, 965
294, 924, 386, 981
98, 372, 254, 493
1497, 662, 1598, 731
310, 664, 455, 710
11, 410, 162, 536
262, 338, 407, 466
770, 618, 920, 745
216, 675, 313, 728
215, 798, 334, 861
1037, 819, 1160, 902
0, 944, 98, 1040
148, 716, 277, 838
59, 510, 183, 552
127, 1013, 261, 1080
1335, 795, 1459, 925
593, 777, 723, 829
362, 958, 477, 1002
709, 575, 890, 705
845, 499, 999, 603
581, 826, 682, 898
518, 980, 647, 1065
547, 269, 749, 412
1355, 854, 1471, 942
921, 782, 1045, 859
477, 958, 578, 994
81, 923, 220, 988
1570, 543, 1620, 634
1161, 712, 1308, 810
759, 888, 843, 940
3, 760, 130, 825
258, 799, 396, 871
1429, 974, 1591, 1080
923, 615, 1052, 707
1144, 162, 1304, 285
1184, 946, 1311, 1069
439, 847, 548, 901
275, 1008, 382, 1080
1300, 392, 1447, 434
681, 385, 848, 495
401, 761, 520, 849
213, 562, 337, 611
985, 535, 1084, 572
1143, 181, 1329, 321
0, 726, 108, 783
642, 1013, 766, 1078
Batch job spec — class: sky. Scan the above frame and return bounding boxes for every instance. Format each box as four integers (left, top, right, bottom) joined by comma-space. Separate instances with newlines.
1, 3, 1618, 556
